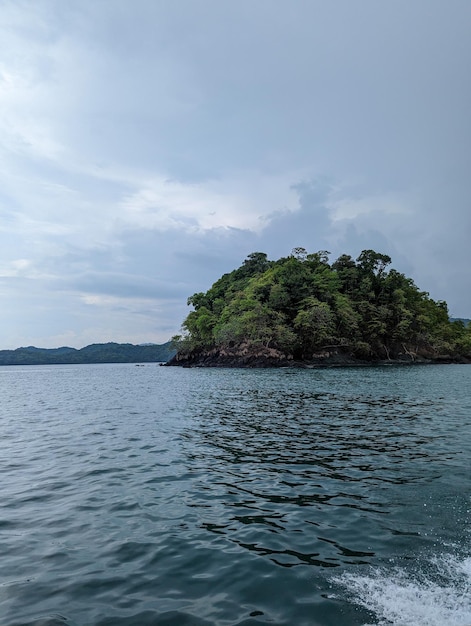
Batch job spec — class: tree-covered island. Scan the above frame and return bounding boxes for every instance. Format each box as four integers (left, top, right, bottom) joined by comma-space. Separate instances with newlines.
168, 249, 471, 367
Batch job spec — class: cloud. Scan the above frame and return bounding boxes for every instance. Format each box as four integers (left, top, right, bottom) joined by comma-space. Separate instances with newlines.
0, 0, 470, 348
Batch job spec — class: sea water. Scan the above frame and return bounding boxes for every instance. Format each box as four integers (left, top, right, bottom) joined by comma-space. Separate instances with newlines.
0, 363, 470, 625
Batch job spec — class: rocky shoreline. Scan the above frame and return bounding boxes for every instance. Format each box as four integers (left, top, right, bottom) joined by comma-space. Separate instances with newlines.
165, 345, 470, 368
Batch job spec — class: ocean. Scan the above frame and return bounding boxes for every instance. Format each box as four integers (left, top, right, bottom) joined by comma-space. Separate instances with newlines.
0, 363, 470, 625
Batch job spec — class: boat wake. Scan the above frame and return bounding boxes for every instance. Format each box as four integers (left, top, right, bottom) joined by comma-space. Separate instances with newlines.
333, 552, 471, 626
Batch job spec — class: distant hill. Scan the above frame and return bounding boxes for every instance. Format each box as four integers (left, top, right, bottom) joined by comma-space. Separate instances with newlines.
0, 342, 175, 366
450, 318, 470, 327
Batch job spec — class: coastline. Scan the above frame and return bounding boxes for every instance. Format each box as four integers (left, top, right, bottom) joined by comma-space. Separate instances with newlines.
165, 346, 471, 368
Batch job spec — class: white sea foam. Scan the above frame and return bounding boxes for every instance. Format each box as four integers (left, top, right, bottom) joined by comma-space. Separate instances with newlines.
333, 554, 471, 626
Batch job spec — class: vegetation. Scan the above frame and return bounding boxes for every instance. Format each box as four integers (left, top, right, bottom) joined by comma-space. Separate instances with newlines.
0, 342, 175, 366
171, 249, 471, 365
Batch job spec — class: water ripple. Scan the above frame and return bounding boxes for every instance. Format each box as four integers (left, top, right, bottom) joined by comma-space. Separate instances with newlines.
0, 364, 470, 625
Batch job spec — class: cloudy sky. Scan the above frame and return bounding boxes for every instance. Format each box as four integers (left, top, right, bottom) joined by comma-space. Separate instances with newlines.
1, 0, 470, 349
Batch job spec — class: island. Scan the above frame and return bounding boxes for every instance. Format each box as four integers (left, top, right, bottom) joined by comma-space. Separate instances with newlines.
167, 249, 471, 367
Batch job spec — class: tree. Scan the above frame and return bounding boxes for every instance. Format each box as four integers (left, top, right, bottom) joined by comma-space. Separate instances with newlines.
242, 252, 271, 276
291, 247, 308, 261
294, 297, 335, 358
356, 250, 391, 277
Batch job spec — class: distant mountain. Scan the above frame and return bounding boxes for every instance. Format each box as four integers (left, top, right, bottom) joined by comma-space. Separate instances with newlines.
450, 318, 470, 327
0, 342, 175, 366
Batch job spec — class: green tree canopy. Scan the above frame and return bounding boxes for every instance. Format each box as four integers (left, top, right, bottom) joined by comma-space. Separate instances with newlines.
173, 249, 471, 362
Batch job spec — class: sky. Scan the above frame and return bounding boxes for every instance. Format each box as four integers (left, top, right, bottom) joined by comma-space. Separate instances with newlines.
0, 0, 470, 349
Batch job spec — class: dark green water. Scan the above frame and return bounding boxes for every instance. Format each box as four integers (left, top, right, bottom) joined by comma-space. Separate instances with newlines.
0, 364, 470, 626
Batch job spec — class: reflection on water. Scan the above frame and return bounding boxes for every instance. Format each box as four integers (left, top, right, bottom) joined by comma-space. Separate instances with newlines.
180, 371, 453, 572
0, 364, 470, 626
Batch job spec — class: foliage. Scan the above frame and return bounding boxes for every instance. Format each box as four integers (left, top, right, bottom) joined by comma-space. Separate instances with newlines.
175, 249, 471, 361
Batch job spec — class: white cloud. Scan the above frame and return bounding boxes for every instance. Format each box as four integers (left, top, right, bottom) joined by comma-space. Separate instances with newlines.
329, 193, 412, 222
0, 258, 32, 277
118, 171, 301, 233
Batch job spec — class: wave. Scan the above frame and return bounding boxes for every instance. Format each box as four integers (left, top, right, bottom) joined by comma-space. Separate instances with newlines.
333, 552, 471, 626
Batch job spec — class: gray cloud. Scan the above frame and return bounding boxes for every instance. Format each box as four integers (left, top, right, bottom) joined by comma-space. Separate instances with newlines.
0, 0, 470, 348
